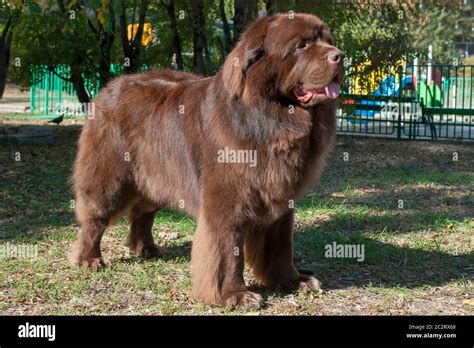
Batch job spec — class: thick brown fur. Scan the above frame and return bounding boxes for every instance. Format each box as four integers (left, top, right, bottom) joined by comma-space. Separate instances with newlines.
71, 13, 344, 309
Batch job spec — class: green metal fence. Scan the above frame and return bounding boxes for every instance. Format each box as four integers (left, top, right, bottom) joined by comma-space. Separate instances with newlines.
338, 64, 474, 140
29, 63, 474, 140
29, 64, 166, 118
30, 65, 98, 117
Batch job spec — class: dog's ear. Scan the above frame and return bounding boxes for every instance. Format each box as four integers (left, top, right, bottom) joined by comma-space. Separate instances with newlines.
222, 16, 272, 98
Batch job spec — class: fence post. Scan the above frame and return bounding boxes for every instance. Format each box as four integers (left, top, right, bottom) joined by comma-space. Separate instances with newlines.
45, 70, 49, 114
30, 66, 35, 112
397, 68, 402, 140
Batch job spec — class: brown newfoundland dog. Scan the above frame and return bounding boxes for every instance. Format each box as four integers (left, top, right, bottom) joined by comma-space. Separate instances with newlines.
71, 13, 344, 310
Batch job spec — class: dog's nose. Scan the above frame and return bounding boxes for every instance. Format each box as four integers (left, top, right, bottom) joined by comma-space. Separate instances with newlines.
327, 50, 344, 64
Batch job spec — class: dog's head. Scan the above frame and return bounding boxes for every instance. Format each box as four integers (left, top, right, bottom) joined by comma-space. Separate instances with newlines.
223, 13, 345, 107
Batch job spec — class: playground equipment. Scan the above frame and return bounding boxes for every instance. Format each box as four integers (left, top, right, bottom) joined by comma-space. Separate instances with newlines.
127, 23, 154, 46
344, 44, 472, 125
346, 56, 445, 120
339, 60, 474, 140
349, 74, 444, 118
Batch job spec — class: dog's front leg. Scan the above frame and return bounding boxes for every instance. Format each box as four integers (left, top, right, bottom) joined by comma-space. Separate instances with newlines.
190, 210, 263, 310
246, 209, 322, 293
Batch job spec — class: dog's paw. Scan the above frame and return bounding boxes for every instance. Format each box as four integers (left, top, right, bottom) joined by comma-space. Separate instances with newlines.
136, 244, 162, 259
128, 243, 162, 259
224, 291, 264, 310
276, 270, 322, 293
78, 257, 107, 271
298, 275, 322, 292
69, 247, 106, 271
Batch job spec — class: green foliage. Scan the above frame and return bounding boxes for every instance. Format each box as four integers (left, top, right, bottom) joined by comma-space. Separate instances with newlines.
408, 3, 462, 64
274, 1, 413, 91
333, 3, 412, 84
10, 2, 102, 88
4, 0, 471, 88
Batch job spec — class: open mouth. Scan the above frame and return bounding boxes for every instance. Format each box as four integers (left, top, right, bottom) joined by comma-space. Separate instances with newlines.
294, 80, 341, 103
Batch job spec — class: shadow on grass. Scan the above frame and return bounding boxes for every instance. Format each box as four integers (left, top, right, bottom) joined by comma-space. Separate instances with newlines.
115, 240, 193, 265
297, 184, 473, 236
292, 225, 473, 291
245, 222, 473, 303
0, 125, 81, 241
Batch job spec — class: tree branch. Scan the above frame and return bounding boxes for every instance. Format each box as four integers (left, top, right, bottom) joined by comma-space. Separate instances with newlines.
47, 66, 74, 83
131, 0, 148, 49
56, 0, 66, 13
120, 0, 131, 54
219, 0, 232, 54
0, 17, 12, 46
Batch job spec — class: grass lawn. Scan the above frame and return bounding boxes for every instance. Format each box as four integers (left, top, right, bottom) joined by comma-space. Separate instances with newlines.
1, 117, 473, 315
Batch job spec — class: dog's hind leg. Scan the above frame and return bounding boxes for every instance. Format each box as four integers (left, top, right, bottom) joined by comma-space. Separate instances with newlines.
126, 203, 162, 259
70, 184, 136, 270
69, 196, 109, 270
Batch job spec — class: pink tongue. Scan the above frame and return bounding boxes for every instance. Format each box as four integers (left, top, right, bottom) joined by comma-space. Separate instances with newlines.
324, 82, 340, 99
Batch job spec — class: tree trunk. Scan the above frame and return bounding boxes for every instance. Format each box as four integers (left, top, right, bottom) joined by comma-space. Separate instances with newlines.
219, 0, 232, 55
167, 0, 184, 70
131, 0, 148, 72
55, 0, 91, 102
233, 0, 258, 42
71, 72, 91, 105
0, 17, 13, 99
56, 0, 66, 13
98, 55, 112, 87
265, 0, 278, 15
70, 55, 91, 105
97, 1, 115, 86
120, 0, 149, 73
87, 14, 114, 86
204, 35, 213, 74
48, 64, 90, 105
191, 0, 207, 75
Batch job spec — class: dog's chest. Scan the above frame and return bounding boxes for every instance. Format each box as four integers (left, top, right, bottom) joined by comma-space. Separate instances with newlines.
249, 114, 335, 219
261, 135, 312, 192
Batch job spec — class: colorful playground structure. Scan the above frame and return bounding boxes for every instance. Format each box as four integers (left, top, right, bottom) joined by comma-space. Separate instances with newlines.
344, 60, 466, 118
339, 52, 473, 139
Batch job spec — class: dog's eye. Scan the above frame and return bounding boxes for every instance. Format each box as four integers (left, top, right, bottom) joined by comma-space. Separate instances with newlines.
296, 41, 308, 50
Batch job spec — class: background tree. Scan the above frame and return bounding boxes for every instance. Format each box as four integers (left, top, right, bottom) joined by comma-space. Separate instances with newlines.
408, 1, 462, 64
72, 0, 116, 86
191, 0, 207, 74
0, 1, 23, 99
264, 0, 277, 15
270, 0, 413, 91
119, 0, 150, 73
233, 0, 258, 42
164, 0, 184, 70
218, 0, 232, 56
11, 1, 100, 104
4, 0, 471, 101
0, 15, 14, 98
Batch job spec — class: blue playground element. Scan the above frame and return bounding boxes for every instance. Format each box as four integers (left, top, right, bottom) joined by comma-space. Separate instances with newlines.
353, 74, 414, 118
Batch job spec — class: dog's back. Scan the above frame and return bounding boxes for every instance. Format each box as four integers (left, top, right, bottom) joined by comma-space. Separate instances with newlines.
73, 69, 206, 220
